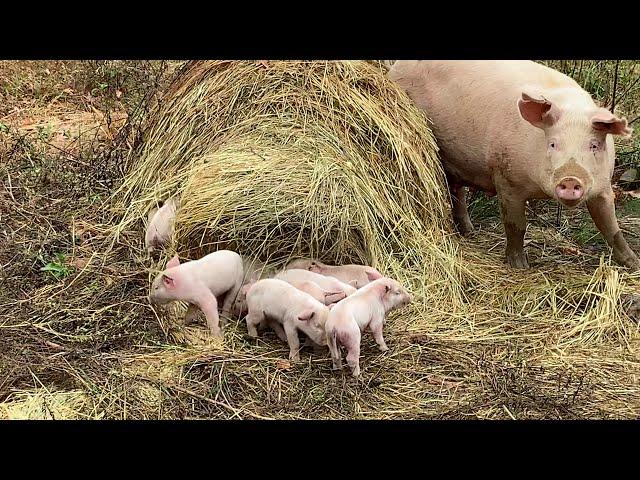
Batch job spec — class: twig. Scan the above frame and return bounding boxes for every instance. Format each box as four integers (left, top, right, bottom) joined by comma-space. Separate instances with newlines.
610, 60, 620, 113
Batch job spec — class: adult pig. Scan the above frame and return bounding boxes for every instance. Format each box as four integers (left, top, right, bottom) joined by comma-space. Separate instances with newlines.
149, 250, 244, 338
245, 278, 329, 361
388, 61, 638, 270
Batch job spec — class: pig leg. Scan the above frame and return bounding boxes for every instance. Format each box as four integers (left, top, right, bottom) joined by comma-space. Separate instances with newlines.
283, 322, 302, 362
495, 181, 529, 269
267, 320, 288, 342
245, 310, 265, 338
220, 280, 243, 325
197, 293, 222, 338
326, 328, 343, 370
324, 291, 347, 305
450, 183, 474, 236
184, 304, 201, 325
302, 337, 325, 353
370, 321, 389, 352
587, 191, 640, 271
345, 336, 362, 377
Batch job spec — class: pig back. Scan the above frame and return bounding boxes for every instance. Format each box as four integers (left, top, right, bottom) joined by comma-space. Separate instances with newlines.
276, 269, 351, 293
248, 278, 320, 321
388, 60, 584, 189
191, 250, 244, 295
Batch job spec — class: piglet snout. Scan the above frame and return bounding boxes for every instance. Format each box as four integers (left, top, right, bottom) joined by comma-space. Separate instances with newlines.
555, 177, 584, 205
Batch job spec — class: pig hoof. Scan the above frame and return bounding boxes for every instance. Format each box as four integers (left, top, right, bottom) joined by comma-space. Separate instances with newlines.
379, 345, 389, 352
506, 253, 529, 269
456, 221, 474, 236
289, 353, 301, 362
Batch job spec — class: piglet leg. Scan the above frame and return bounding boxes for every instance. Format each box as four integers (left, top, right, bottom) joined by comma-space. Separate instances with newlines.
370, 321, 389, 352
283, 322, 302, 362
221, 281, 242, 323
268, 320, 288, 342
197, 293, 222, 338
324, 291, 347, 305
346, 341, 361, 377
326, 329, 343, 371
245, 310, 264, 338
184, 304, 200, 325
587, 190, 640, 271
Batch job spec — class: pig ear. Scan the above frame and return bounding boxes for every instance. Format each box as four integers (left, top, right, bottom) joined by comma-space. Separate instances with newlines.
162, 274, 176, 289
166, 255, 180, 269
591, 109, 633, 138
365, 269, 383, 281
297, 309, 315, 322
518, 92, 558, 129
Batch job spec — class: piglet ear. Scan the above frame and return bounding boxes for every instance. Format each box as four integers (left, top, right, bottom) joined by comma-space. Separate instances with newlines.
518, 92, 558, 129
166, 254, 180, 269
591, 109, 633, 138
162, 274, 176, 289
297, 309, 315, 322
365, 269, 383, 281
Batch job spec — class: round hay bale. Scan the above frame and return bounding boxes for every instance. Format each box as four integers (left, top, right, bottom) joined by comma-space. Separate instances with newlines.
112, 60, 465, 297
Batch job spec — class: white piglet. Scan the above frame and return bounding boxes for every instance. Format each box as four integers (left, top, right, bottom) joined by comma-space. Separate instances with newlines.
149, 250, 244, 338
286, 259, 382, 289
275, 268, 356, 298
145, 198, 179, 252
325, 277, 412, 377
245, 278, 329, 361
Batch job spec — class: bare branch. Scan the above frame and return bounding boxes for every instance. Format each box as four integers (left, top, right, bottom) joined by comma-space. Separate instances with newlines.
610, 60, 620, 112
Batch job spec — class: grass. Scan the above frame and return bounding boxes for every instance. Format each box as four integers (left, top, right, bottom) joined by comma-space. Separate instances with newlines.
1, 60, 639, 420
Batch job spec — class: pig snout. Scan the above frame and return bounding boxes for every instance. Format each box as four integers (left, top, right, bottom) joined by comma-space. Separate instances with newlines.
402, 292, 413, 307
555, 177, 584, 206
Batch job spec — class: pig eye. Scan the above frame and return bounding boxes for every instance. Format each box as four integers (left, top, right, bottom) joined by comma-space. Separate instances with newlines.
548, 140, 557, 150
589, 139, 601, 152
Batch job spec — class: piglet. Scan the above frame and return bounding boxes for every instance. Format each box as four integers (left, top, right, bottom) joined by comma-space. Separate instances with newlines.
245, 278, 329, 361
149, 249, 244, 338
275, 268, 356, 298
325, 277, 412, 377
145, 197, 179, 252
286, 258, 382, 289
